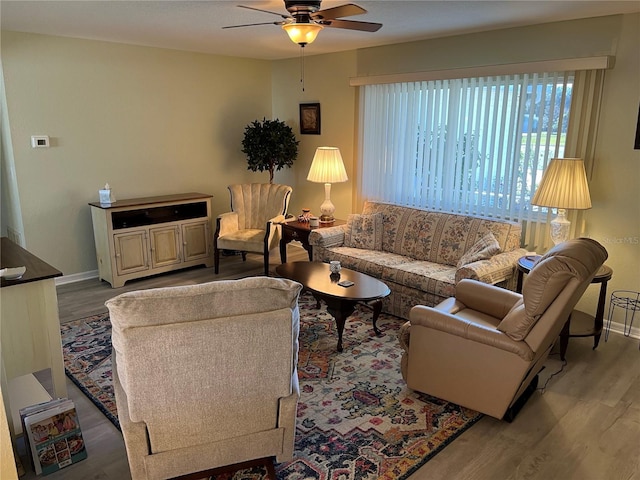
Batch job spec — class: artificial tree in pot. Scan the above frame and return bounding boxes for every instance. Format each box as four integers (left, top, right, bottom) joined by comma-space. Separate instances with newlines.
242, 118, 299, 183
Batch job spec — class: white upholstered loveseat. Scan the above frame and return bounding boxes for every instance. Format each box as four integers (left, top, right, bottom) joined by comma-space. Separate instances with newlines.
309, 201, 528, 320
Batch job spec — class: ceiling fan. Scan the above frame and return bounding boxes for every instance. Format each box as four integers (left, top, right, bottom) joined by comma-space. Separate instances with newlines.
223, 1, 383, 46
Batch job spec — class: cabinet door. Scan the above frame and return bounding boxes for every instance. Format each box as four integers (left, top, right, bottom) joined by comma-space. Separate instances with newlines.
149, 226, 182, 268
182, 221, 210, 262
114, 231, 149, 275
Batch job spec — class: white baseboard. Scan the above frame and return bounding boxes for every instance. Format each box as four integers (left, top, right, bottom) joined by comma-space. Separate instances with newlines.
55, 270, 99, 286
605, 320, 640, 340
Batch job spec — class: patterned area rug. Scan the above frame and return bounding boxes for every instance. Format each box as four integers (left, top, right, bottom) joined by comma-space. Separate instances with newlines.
61, 293, 482, 479
61, 312, 119, 428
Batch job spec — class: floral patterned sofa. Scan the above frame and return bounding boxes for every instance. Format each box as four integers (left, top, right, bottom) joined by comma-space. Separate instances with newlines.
309, 201, 528, 320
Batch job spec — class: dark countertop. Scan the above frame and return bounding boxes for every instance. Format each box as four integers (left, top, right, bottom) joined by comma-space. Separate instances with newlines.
1, 237, 62, 288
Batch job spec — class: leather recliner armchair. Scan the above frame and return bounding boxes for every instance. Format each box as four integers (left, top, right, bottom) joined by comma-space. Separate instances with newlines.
107, 276, 302, 479
398, 238, 608, 421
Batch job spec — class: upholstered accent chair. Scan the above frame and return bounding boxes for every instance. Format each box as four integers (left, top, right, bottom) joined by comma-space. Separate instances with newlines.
106, 276, 303, 480
214, 183, 292, 276
398, 238, 607, 421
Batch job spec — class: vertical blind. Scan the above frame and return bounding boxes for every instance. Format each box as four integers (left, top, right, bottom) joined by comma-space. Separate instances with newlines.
359, 71, 573, 217
357, 69, 609, 250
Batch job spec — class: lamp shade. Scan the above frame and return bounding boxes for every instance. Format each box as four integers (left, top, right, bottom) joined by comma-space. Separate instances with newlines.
282, 22, 323, 46
307, 147, 348, 184
531, 158, 592, 210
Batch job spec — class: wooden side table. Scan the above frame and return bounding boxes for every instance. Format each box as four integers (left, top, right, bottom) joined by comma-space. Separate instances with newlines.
516, 255, 613, 361
279, 219, 346, 262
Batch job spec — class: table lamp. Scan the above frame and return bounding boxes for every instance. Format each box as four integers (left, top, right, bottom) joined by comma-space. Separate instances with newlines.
307, 147, 348, 224
531, 157, 592, 245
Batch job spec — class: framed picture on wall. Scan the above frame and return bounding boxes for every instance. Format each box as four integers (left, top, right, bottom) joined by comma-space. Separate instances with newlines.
300, 103, 321, 135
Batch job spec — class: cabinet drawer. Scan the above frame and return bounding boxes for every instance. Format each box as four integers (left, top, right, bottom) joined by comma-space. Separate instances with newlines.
283, 226, 308, 243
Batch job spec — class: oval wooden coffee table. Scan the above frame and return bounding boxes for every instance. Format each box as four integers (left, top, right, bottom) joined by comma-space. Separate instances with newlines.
276, 261, 391, 352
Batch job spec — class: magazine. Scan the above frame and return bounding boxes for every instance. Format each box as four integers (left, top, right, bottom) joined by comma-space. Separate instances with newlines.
20, 398, 87, 475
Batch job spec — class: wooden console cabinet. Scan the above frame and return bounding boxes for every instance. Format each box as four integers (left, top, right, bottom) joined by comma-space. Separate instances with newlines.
1, 237, 65, 443
90, 193, 213, 288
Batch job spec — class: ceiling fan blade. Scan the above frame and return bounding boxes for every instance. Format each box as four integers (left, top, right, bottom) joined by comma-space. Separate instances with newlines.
222, 21, 286, 29
321, 19, 382, 32
238, 5, 291, 20
311, 3, 366, 21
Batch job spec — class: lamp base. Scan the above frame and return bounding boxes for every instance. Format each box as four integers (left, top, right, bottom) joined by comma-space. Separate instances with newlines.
549, 209, 571, 245
318, 183, 336, 224
319, 215, 335, 224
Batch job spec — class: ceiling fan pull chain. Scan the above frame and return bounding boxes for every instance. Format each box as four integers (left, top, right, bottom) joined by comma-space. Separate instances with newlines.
300, 45, 305, 92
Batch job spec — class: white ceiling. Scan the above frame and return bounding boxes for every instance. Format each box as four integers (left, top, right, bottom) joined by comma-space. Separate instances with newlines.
2, 1, 639, 60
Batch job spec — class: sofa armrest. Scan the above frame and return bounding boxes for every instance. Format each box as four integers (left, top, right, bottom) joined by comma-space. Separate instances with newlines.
268, 214, 286, 225
456, 247, 529, 284
216, 211, 239, 236
409, 305, 534, 361
398, 299, 461, 357
266, 214, 286, 245
112, 354, 151, 480
308, 225, 347, 248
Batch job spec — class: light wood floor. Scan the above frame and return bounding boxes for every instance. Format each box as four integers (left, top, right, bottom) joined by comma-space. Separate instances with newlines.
17, 244, 640, 480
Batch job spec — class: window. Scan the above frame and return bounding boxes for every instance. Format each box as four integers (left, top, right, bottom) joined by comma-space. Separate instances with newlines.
358, 72, 574, 222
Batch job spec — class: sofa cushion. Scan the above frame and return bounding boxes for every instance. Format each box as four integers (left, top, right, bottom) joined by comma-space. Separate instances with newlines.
456, 232, 501, 268
344, 213, 383, 250
319, 246, 413, 279
321, 245, 457, 302
385, 261, 457, 300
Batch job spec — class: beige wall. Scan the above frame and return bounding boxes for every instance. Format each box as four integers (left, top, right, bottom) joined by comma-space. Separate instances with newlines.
1, 31, 272, 276
356, 15, 622, 76
2, 14, 638, 323
271, 50, 357, 220
584, 13, 640, 316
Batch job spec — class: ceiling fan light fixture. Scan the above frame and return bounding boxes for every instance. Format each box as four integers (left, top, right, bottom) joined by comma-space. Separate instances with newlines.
282, 22, 323, 46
